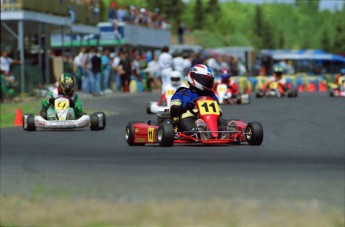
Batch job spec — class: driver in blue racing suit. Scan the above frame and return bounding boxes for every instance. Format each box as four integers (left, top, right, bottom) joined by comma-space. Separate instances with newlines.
170, 64, 226, 133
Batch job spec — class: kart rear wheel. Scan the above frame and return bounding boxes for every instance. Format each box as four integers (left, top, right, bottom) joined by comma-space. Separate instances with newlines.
90, 112, 106, 130
245, 122, 263, 146
23, 114, 36, 131
237, 94, 251, 104
125, 121, 145, 146
157, 123, 174, 147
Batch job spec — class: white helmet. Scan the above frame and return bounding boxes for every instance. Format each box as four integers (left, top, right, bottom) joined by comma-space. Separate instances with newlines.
171, 70, 182, 86
187, 64, 214, 91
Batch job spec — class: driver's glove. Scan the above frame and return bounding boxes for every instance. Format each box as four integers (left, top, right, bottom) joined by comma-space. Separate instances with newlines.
69, 99, 75, 108
185, 101, 195, 111
49, 98, 55, 105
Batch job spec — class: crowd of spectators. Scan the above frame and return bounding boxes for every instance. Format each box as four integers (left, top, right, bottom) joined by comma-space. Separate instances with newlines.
65, 46, 252, 97
108, 2, 170, 30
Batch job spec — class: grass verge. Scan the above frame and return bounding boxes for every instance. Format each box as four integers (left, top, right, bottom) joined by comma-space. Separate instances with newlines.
0, 99, 41, 128
0, 195, 344, 227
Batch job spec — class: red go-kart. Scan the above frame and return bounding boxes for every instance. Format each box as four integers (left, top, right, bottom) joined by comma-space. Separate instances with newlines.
125, 96, 263, 147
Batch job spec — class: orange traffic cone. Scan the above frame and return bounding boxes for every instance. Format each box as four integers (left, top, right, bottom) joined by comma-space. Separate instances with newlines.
13, 108, 23, 126
319, 82, 327, 92
298, 84, 304, 92
308, 83, 316, 92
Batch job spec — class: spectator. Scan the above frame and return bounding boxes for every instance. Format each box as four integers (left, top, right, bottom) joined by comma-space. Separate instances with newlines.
115, 51, 131, 92
206, 54, 221, 75
177, 20, 185, 44
101, 48, 112, 93
192, 52, 203, 66
81, 48, 92, 94
117, 5, 128, 22
0, 50, 21, 75
172, 52, 185, 76
238, 58, 247, 76
158, 46, 173, 94
229, 56, 239, 76
108, 1, 121, 38
0, 50, 21, 101
143, 55, 161, 92
73, 47, 85, 90
183, 53, 193, 77
91, 48, 102, 96
111, 51, 121, 92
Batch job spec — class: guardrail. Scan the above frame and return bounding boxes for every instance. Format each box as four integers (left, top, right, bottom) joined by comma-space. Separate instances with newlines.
1, 0, 99, 25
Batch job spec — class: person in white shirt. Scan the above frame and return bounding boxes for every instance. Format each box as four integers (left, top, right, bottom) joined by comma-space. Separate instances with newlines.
111, 52, 121, 91
158, 46, 173, 93
0, 50, 21, 75
172, 52, 184, 75
73, 47, 85, 90
143, 55, 161, 91
206, 54, 221, 74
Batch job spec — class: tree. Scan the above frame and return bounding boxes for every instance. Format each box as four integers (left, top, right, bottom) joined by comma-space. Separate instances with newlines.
146, 0, 184, 24
261, 21, 275, 49
193, 0, 204, 30
278, 30, 285, 49
321, 28, 331, 52
207, 0, 221, 15
251, 5, 265, 48
295, 0, 319, 14
333, 22, 345, 53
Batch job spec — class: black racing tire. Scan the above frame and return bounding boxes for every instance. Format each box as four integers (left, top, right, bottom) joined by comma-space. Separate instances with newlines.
288, 89, 298, 98
256, 91, 264, 98
125, 121, 145, 146
157, 123, 174, 147
23, 114, 36, 131
90, 112, 106, 131
146, 103, 152, 114
245, 122, 263, 146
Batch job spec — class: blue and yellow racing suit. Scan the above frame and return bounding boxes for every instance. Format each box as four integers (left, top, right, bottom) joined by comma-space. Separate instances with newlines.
170, 87, 221, 132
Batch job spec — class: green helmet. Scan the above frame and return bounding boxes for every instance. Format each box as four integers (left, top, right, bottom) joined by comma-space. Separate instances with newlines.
273, 65, 283, 75
59, 73, 76, 95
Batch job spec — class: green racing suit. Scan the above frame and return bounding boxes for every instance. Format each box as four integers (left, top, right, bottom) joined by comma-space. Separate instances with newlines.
41, 89, 83, 119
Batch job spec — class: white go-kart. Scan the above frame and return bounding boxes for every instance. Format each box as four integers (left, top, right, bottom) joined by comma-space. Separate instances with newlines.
216, 83, 250, 105
23, 97, 106, 131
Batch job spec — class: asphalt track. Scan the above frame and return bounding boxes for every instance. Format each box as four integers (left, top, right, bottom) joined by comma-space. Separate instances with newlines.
1, 92, 344, 208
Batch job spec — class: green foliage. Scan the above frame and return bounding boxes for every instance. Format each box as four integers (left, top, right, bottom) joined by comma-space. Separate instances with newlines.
178, 1, 344, 51
193, 0, 204, 29
332, 11, 345, 53
98, 0, 344, 51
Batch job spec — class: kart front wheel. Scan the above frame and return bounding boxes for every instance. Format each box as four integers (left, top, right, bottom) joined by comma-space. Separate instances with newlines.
125, 121, 145, 146
146, 103, 152, 114
255, 91, 264, 98
287, 89, 298, 98
245, 122, 263, 145
90, 112, 106, 130
23, 114, 36, 131
157, 123, 174, 147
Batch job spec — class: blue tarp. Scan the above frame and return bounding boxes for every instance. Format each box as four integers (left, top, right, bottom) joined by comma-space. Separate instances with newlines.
261, 49, 345, 63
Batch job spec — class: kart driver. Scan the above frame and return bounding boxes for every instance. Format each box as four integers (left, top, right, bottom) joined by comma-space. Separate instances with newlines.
40, 73, 83, 120
213, 67, 239, 95
264, 64, 288, 94
336, 69, 345, 90
170, 70, 186, 90
157, 70, 186, 106
170, 64, 226, 134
